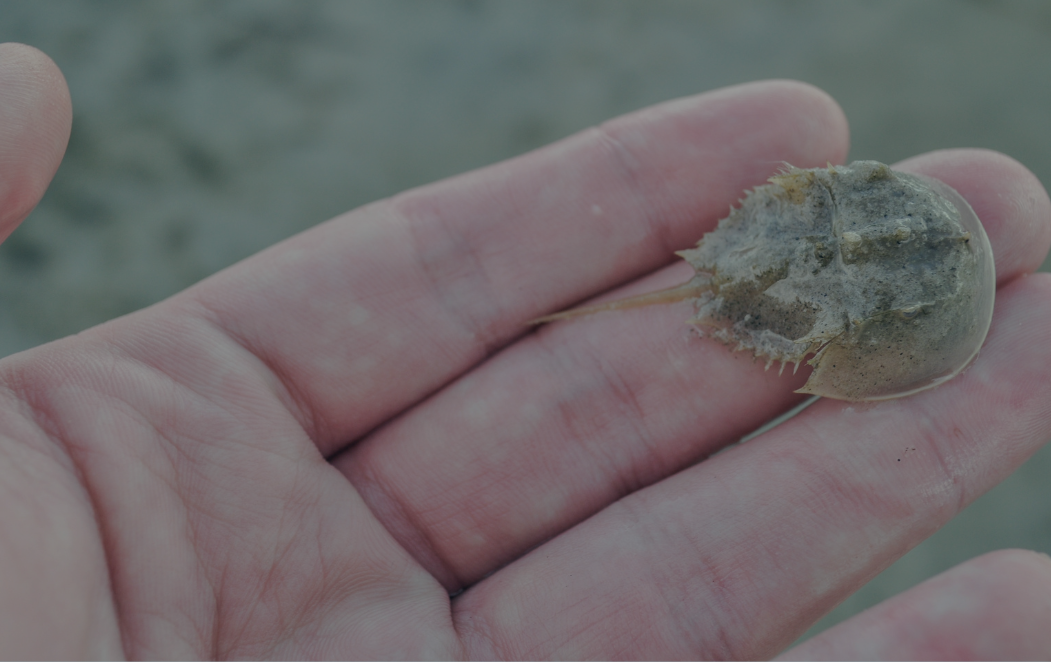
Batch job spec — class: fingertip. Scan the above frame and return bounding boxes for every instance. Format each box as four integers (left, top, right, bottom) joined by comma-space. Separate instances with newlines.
781, 549, 1051, 661
607, 78, 852, 178
0, 42, 72, 238
971, 547, 1051, 603
756, 79, 851, 167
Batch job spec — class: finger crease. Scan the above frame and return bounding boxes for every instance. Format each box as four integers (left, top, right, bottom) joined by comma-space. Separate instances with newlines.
391, 196, 506, 359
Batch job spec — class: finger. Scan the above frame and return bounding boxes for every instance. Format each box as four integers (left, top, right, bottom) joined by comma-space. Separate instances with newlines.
184, 80, 848, 450
452, 273, 1051, 660
338, 151, 1051, 589
0, 43, 71, 241
780, 549, 1051, 661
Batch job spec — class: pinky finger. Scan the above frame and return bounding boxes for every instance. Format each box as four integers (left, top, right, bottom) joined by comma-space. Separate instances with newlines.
780, 549, 1051, 661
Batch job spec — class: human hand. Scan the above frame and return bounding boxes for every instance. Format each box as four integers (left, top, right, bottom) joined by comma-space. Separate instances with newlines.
2, 43, 1051, 659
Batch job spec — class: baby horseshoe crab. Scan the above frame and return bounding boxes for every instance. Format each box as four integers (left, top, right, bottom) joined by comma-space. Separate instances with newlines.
534, 161, 996, 401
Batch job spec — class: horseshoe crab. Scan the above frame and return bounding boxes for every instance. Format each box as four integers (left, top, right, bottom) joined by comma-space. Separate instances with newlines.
535, 161, 996, 401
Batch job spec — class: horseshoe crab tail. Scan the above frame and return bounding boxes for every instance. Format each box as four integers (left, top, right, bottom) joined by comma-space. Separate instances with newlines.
529, 277, 711, 325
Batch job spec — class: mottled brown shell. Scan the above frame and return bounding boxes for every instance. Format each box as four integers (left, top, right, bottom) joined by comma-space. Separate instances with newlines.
676, 160, 994, 400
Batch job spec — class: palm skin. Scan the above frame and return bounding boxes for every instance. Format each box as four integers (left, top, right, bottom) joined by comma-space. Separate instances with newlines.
1, 43, 1051, 660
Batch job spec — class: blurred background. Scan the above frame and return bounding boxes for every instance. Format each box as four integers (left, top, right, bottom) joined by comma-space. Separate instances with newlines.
1, 0, 1049, 644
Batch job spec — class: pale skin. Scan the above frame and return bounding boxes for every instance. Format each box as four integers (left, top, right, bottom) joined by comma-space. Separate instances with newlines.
1, 42, 1051, 660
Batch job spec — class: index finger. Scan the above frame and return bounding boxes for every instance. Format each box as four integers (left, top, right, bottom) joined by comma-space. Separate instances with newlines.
186, 80, 849, 452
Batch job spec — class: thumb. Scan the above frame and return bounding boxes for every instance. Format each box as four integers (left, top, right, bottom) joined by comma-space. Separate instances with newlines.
0, 43, 71, 242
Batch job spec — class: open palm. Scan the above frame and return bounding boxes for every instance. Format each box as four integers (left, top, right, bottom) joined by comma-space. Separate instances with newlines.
3, 44, 1051, 660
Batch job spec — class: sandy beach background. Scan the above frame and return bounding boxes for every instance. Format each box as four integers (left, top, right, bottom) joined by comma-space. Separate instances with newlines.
1, 0, 1048, 642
